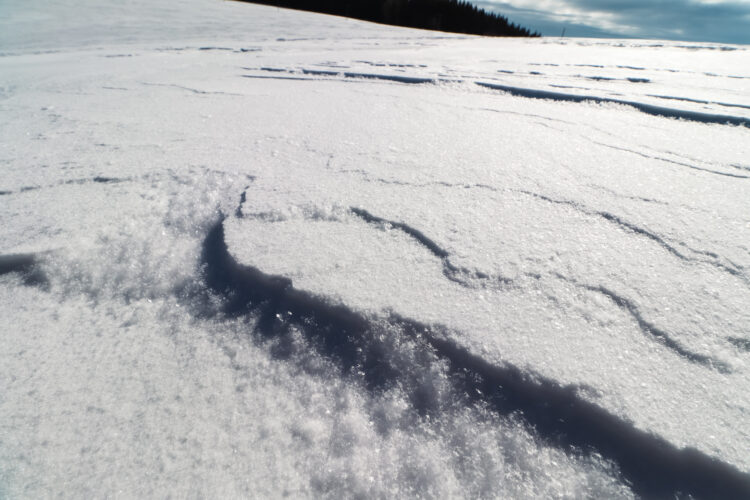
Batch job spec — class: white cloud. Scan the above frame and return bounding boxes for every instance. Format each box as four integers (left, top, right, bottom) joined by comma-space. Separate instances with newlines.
480, 0, 750, 43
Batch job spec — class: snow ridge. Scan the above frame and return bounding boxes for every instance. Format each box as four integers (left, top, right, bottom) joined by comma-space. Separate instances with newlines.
350, 204, 732, 372
558, 276, 731, 372
199, 215, 750, 500
475, 82, 750, 128
350, 206, 514, 290
517, 190, 748, 283
242, 67, 750, 128
2, 1, 749, 495
592, 141, 749, 179
1, 190, 748, 498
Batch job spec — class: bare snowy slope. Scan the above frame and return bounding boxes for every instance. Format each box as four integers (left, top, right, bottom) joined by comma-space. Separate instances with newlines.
1, 0, 749, 498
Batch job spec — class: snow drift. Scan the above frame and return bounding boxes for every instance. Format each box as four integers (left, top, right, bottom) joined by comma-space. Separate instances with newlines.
1, 0, 749, 497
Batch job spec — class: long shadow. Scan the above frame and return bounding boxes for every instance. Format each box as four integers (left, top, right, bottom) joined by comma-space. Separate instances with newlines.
252, 67, 443, 85
201, 217, 750, 499
647, 94, 750, 111
476, 81, 750, 128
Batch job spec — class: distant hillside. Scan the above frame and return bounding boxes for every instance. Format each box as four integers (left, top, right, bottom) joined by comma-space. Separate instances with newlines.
234, 0, 539, 37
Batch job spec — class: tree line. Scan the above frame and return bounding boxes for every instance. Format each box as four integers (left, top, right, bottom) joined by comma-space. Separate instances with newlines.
236, 0, 539, 37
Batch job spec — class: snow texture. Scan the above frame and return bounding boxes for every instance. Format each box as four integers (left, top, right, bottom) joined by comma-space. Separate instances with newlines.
1, 0, 749, 498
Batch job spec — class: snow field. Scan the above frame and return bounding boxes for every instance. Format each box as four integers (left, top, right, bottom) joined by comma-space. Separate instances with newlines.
1, 0, 749, 497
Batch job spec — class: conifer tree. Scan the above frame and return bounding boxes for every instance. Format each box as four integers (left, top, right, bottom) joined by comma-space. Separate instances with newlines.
236, 0, 539, 37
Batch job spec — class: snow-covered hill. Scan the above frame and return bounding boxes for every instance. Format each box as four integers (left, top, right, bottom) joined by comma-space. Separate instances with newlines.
1, 0, 749, 497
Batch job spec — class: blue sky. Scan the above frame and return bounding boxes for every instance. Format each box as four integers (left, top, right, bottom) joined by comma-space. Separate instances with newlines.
477, 0, 750, 44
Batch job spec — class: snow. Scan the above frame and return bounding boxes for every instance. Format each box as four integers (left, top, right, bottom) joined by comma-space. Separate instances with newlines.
1, 0, 749, 497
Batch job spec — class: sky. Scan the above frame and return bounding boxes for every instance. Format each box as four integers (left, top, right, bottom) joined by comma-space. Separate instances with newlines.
477, 0, 750, 44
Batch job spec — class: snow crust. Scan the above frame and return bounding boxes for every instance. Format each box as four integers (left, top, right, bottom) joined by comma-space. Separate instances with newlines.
1, 0, 749, 497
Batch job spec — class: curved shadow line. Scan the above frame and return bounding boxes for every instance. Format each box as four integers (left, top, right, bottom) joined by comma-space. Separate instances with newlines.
351, 202, 729, 372
201, 217, 750, 500
476, 81, 750, 128
583, 283, 730, 373
350, 207, 512, 289
592, 141, 749, 179
518, 190, 747, 282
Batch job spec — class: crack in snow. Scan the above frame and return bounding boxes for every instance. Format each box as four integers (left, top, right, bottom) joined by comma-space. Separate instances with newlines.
0, 176, 130, 196
349, 207, 513, 290
516, 190, 748, 284
646, 94, 750, 111
592, 141, 749, 179
233, 180, 259, 219
584, 184, 671, 207
328, 169, 746, 285
553, 273, 732, 373
140, 81, 242, 96
345, 201, 735, 373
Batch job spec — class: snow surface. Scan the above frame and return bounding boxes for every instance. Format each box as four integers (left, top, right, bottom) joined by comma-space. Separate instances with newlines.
1, 0, 750, 498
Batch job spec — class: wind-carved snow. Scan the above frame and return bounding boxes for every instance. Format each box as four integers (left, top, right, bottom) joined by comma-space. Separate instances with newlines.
1, 0, 749, 498
242, 60, 750, 128
348, 207, 514, 290
346, 204, 732, 373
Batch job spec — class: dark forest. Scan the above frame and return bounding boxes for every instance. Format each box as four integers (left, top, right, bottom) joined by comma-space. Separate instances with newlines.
235, 0, 539, 37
